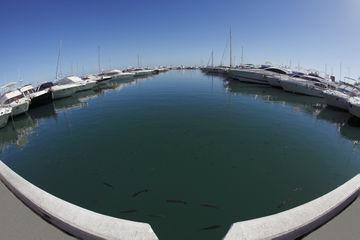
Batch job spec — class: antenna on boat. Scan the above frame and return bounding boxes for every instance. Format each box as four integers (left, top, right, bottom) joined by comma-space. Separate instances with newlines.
229, 27, 233, 68
98, 45, 101, 73
55, 40, 63, 80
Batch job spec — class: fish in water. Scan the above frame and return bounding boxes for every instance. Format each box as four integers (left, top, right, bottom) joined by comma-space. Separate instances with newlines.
132, 189, 149, 198
119, 209, 138, 214
166, 199, 187, 205
201, 203, 219, 209
201, 225, 221, 231
103, 182, 114, 188
148, 214, 166, 218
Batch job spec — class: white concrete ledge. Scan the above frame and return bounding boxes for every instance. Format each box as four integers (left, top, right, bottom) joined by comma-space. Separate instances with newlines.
224, 174, 360, 240
0, 161, 158, 240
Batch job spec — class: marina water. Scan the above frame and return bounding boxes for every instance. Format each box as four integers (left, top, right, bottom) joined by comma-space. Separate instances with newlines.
1, 70, 360, 240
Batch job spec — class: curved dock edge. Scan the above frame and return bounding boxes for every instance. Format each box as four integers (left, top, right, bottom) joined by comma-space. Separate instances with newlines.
224, 174, 360, 240
0, 161, 158, 240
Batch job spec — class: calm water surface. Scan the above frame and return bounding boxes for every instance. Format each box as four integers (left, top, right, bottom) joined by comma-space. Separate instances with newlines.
2, 70, 360, 240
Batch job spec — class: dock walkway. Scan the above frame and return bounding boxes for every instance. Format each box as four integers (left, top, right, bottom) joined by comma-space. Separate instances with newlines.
0, 180, 75, 240
305, 197, 360, 240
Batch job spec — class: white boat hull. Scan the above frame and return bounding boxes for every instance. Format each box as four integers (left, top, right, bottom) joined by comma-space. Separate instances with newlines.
0, 108, 11, 128
281, 80, 324, 98
349, 103, 360, 118
9, 99, 30, 116
229, 70, 268, 85
323, 92, 349, 111
52, 86, 77, 100
76, 81, 97, 92
266, 76, 282, 88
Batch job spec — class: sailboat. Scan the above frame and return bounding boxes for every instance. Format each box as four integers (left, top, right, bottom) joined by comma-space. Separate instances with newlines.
51, 41, 80, 100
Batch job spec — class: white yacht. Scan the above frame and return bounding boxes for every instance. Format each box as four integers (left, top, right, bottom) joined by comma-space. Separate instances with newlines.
51, 82, 79, 100
131, 69, 155, 77
280, 74, 335, 98
98, 69, 135, 81
0, 83, 30, 116
0, 106, 12, 128
57, 76, 96, 92
323, 83, 360, 110
348, 97, 360, 118
228, 66, 289, 85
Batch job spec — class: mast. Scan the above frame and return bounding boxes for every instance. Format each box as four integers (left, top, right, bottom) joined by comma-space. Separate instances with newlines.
241, 46, 244, 65
55, 40, 62, 80
137, 54, 140, 68
229, 27, 233, 68
211, 50, 214, 67
98, 45, 101, 73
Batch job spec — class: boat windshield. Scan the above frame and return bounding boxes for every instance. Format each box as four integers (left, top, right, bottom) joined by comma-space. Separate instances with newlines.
265, 68, 287, 74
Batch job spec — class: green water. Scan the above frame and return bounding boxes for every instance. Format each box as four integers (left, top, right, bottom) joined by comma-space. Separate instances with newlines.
2, 70, 360, 240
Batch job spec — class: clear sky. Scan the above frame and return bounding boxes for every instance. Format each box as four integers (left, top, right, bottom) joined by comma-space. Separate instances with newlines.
0, 0, 359, 85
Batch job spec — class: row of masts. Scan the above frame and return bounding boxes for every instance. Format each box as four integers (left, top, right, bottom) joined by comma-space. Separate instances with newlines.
209, 28, 244, 68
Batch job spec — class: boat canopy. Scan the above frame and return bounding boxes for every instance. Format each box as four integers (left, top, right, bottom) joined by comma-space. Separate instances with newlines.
57, 76, 83, 85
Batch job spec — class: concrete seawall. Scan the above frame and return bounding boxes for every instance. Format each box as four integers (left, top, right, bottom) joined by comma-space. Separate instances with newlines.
224, 174, 360, 240
0, 161, 158, 240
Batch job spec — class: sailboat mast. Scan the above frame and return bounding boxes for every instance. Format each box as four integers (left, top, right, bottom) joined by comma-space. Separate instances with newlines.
241, 46, 244, 65
211, 50, 214, 67
230, 28, 233, 68
55, 40, 62, 80
98, 46, 101, 73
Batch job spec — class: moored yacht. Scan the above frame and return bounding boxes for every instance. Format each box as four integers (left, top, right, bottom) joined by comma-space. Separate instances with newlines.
51, 81, 79, 100
280, 74, 335, 98
57, 76, 96, 92
0, 83, 30, 116
348, 97, 360, 118
19, 84, 53, 108
323, 82, 360, 110
0, 106, 12, 128
97, 69, 136, 81
228, 66, 289, 85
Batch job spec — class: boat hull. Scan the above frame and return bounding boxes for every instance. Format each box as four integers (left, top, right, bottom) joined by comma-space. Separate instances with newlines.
9, 99, 30, 116
281, 80, 324, 98
0, 109, 11, 128
266, 76, 282, 88
29, 90, 53, 109
229, 70, 268, 85
76, 81, 97, 92
323, 92, 349, 111
349, 103, 360, 118
52, 86, 77, 100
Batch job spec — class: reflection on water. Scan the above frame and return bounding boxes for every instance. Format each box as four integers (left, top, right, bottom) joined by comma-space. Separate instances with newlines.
0, 78, 138, 151
225, 78, 360, 145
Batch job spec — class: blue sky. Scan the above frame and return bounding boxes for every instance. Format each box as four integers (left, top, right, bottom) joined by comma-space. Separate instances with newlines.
0, 0, 359, 84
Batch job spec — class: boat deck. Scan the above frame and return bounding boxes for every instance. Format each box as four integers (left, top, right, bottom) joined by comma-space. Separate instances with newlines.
0, 181, 76, 240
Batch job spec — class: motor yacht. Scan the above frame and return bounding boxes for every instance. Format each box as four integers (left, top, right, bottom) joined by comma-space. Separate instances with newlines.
19, 84, 53, 108
348, 97, 360, 118
280, 73, 336, 98
0, 83, 30, 116
51, 81, 79, 100
0, 106, 12, 128
323, 82, 360, 110
57, 76, 96, 92
228, 66, 289, 85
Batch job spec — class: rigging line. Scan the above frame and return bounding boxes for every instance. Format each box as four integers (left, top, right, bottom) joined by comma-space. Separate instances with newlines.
220, 35, 229, 66
206, 52, 211, 67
